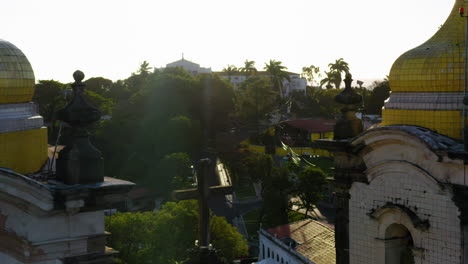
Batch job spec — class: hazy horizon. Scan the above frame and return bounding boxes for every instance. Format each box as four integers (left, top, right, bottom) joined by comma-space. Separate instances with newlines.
2, 0, 454, 83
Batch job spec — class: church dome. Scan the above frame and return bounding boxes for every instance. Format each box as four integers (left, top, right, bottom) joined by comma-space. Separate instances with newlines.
0, 39, 35, 104
389, 1, 464, 92
381, 0, 466, 139
0, 39, 47, 174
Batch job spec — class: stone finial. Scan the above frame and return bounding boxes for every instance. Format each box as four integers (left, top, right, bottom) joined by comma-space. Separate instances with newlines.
56, 71, 104, 185
58, 70, 101, 127
73, 70, 85, 83
333, 72, 363, 140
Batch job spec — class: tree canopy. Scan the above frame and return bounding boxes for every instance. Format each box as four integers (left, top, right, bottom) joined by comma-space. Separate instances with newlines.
327, 58, 349, 89
106, 200, 248, 264
239, 60, 257, 77
264, 59, 290, 98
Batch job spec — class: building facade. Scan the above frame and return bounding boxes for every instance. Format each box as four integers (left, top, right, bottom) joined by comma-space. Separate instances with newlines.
317, 1, 468, 263
163, 58, 212, 76
216, 71, 307, 97
0, 39, 133, 264
258, 219, 335, 264
162, 58, 307, 97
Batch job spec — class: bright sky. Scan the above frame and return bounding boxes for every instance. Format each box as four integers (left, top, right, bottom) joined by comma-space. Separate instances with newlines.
2, 0, 455, 85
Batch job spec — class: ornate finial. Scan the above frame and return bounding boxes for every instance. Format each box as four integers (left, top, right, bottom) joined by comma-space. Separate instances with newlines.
56, 71, 104, 184
73, 70, 85, 83
344, 72, 353, 89
335, 73, 362, 105
333, 72, 363, 140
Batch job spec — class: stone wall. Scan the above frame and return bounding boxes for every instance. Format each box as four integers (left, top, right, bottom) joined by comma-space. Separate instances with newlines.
349, 161, 461, 264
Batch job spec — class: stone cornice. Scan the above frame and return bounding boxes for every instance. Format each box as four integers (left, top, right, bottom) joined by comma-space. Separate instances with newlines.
0, 168, 134, 215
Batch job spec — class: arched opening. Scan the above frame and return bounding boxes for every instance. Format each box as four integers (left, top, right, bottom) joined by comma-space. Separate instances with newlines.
385, 224, 414, 264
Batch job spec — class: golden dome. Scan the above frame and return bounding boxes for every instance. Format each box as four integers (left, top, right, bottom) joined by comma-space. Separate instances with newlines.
0, 39, 35, 104
382, 0, 466, 139
0, 39, 47, 174
390, 0, 464, 92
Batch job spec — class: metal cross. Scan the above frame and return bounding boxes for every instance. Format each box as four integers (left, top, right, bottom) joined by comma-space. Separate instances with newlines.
172, 158, 232, 247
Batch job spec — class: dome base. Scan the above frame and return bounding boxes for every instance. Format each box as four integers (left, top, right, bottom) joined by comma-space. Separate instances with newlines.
381, 109, 462, 139
0, 127, 48, 174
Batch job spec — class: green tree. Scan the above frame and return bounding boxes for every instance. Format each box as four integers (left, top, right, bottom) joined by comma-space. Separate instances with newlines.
320, 70, 341, 89
33, 80, 67, 123
195, 74, 235, 136
292, 166, 328, 217
105, 211, 156, 264
138, 60, 153, 76
243, 154, 292, 228
327, 58, 350, 88
261, 167, 292, 228
85, 90, 114, 115
264, 59, 290, 98
234, 76, 277, 123
84, 77, 113, 97
302, 65, 322, 87
106, 200, 248, 264
147, 152, 194, 198
239, 60, 257, 78
222, 65, 238, 81
33, 80, 68, 140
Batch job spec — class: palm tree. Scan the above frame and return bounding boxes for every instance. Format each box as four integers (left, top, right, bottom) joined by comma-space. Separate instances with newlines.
239, 60, 257, 78
264, 59, 291, 98
222, 65, 238, 81
137, 60, 152, 76
328, 58, 349, 88
320, 71, 341, 89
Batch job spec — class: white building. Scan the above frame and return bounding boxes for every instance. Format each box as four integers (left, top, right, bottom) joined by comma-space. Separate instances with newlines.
162, 58, 307, 97
216, 71, 307, 97
162, 58, 212, 76
258, 219, 335, 264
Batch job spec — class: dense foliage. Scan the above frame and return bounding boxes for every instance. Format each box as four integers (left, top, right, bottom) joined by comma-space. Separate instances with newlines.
106, 200, 248, 264
33, 59, 391, 261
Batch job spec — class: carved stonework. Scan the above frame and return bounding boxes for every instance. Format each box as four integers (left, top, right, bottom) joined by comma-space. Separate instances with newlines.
334, 73, 363, 140
56, 71, 104, 185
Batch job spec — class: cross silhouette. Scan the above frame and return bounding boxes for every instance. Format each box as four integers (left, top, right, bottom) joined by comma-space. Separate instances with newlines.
172, 158, 233, 248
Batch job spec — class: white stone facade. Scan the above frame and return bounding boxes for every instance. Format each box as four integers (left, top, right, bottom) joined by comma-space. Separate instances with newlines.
344, 126, 466, 264
0, 169, 133, 263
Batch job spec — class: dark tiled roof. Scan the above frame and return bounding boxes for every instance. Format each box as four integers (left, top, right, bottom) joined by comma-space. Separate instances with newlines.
284, 119, 336, 133
266, 219, 336, 264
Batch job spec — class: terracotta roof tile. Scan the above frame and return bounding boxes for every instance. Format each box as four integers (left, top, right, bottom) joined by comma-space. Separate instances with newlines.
266, 219, 336, 264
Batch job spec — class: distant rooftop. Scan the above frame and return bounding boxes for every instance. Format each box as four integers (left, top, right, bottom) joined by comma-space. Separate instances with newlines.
265, 219, 335, 264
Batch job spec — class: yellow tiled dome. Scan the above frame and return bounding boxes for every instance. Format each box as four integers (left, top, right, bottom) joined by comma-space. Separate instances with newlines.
389, 0, 464, 93
0, 39, 47, 174
382, 0, 466, 139
0, 39, 35, 104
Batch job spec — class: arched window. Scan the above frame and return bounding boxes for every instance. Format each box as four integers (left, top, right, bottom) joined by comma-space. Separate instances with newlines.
262, 244, 265, 259
385, 224, 414, 264
267, 248, 270, 258
281, 257, 284, 263
276, 254, 279, 262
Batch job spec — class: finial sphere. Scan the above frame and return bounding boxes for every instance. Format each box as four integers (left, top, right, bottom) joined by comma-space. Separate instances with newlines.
73, 70, 85, 82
